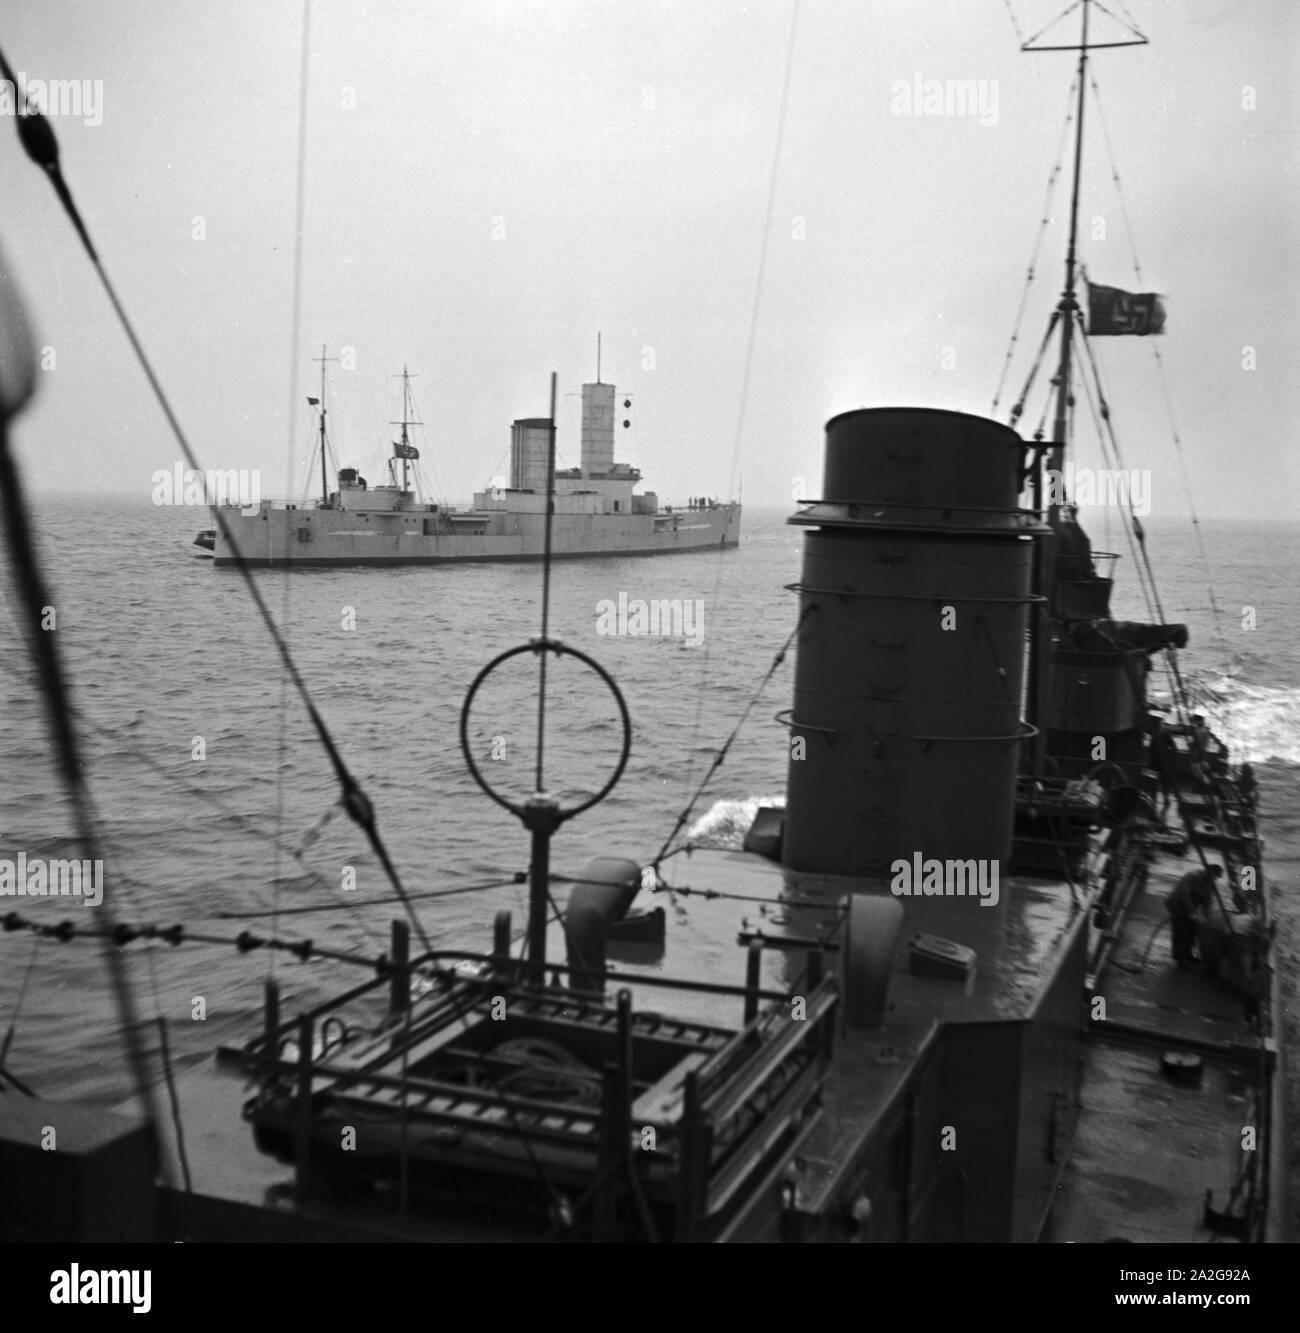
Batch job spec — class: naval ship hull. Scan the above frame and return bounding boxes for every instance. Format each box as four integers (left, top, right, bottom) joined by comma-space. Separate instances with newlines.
210, 502, 742, 568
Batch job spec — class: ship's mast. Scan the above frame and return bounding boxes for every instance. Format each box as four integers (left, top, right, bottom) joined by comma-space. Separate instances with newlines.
312, 344, 337, 507
1024, 0, 1147, 508
1049, 0, 1089, 499
1020, 0, 1147, 775
391, 365, 421, 493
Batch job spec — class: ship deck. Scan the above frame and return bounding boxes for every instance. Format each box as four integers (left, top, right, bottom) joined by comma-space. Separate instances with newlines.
110, 807, 1276, 1244
1044, 839, 1278, 1244
652, 848, 1088, 1227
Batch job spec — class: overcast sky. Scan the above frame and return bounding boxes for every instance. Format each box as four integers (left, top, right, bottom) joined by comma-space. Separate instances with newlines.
3, 0, 1296, 517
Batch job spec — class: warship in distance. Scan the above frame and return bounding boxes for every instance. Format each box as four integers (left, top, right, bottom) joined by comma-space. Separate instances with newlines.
199, 355, 741, 568
0, 3, 1282, 1247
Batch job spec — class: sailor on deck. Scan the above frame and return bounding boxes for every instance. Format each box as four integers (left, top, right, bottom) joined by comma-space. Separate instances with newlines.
1190, 713, 1210, 752
1150, 720, 1177, 820
1165, 864, 1222, 968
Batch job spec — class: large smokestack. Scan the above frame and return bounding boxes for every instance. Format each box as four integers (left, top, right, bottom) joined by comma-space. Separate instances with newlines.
782, 408, 1042, 881
580, 382, 615, 477
510, 418, 552, 491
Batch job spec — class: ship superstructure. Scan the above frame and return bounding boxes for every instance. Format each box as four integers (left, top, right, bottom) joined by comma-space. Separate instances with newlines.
203, 364, 740, 568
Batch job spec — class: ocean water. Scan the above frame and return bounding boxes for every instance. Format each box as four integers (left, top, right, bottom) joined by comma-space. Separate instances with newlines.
0, 496, 803, 1100
2, 498, 1298, 1227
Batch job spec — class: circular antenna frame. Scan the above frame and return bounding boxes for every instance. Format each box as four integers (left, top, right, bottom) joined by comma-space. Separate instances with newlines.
458, 637, 632, 824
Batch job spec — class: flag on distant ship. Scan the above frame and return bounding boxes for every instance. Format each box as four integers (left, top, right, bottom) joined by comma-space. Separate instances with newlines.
1086, 279, 1166, 336
393, 441, 419, 459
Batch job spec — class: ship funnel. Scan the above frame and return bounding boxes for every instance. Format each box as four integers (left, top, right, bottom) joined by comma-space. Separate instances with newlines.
580, 382, 615, 477
510, 418, 552, 491
782, 408, 1043, 883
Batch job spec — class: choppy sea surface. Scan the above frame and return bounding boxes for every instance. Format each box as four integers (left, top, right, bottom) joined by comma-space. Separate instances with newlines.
2, 497, 1298, 1230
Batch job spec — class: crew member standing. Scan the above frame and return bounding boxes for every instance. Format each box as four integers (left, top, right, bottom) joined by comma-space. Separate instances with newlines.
1165, 864, 1222, 968
1151, 722, 1178, 822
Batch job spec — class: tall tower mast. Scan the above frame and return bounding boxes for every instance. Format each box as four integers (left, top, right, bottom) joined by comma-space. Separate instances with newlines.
1019, 0, 1148, 774
391, 366, 421, 493
312, 344, 338, 507
1023, 0, 1148, 512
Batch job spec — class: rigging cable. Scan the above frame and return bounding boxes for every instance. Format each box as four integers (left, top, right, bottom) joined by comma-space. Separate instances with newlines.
1074, 308, 1193, 718
1071, 319, 1160, 625
1087, 71, 1230, 669
676, 0, 801, 841
0, 911, 401, 971
400, 378, 441, 508
211, 866, 649, 921
651, 881, 843, 910
1072, 310, 1205, 743
1007, 308, 1062, 431
214, 875, 526, 918
0, 236, 168, 1152
1071, 316, 1180, 709
1089, 0, 1146, 40
154, 1016, 193, 1193
1001, 0, 1027, 44
0, 40, 434, 959
719, 0, 800, 531
0, 644, 392, 954
993, 72, 1078, 418
0, 934, 42, 1092
1021, 0, 1084, 51
652, 603, 812, 870
273, 0, 316, 984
